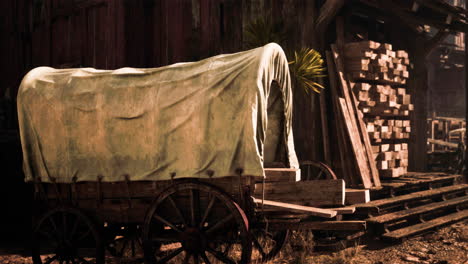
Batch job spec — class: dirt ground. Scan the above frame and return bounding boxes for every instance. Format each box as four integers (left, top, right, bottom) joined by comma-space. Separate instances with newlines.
274, 220, 468, 264
0, 221, 466, 264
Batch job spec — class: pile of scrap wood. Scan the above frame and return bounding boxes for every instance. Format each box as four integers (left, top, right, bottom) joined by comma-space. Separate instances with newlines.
327, 40, 413, 185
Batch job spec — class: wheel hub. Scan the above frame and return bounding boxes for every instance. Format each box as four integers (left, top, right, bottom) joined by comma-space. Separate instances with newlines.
180, 227, 207, 253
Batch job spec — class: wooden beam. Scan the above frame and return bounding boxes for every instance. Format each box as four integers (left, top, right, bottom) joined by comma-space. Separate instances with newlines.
268, 220, 366, 231
316, 0, 345, 37
465, 28, 468, 183
427, 139, 458, 149
251, 197, 338, 218
254, 179, 345, 207
346, 188, 371, 204
415, 0, 466, 22
264, 168, 299, 182
359, 0, 468, 32
423, 28, 450, 57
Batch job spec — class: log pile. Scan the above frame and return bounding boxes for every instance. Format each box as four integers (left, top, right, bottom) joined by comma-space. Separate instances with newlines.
345, 41, 413, 178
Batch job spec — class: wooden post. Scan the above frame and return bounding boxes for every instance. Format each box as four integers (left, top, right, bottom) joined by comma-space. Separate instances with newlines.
465, 30, 468, 182
431, 119, 435, 153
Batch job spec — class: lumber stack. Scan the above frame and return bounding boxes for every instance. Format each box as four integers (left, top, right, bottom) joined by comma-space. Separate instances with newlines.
344, 41, 413, 178
344, 41, 410, 85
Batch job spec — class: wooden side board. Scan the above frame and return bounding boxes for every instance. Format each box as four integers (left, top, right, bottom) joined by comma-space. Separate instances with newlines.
254, 179, 345, 207
264, 168, 300, 182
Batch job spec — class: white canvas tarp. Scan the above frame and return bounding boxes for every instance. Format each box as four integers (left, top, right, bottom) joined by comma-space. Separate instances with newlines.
18, 43, 299, 183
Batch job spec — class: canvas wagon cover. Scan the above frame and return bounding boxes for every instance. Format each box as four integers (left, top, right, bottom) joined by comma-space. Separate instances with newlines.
18, 43, 298, 183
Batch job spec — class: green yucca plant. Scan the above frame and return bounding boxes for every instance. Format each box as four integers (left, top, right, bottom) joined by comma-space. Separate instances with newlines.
244, 18, 326, 94
244, 17, 287, 49
289, 48, 326, 94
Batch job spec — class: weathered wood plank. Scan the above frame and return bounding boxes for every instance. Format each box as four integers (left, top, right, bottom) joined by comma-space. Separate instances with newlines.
382, 210, 468, 241
268, 220, 366, 231
332, 44, 373, 188
368, 195, 468, 224
357, 184, 468, 209
254, 179, 345, 207
252, 198, 337, 218
326, 51, 357, 186
428, 138, 458, 149
337, 97, 373, 188
264, 168, 299, 182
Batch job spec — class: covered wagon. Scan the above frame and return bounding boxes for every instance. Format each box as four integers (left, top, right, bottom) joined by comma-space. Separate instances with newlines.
18, 43, 343, 264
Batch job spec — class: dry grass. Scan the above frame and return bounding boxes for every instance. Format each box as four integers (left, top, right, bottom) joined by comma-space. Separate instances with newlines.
262, 231, 362, 264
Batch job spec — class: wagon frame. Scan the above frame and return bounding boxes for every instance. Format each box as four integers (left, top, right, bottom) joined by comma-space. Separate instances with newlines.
19, 44, 346, 264
30, 163, 340, 264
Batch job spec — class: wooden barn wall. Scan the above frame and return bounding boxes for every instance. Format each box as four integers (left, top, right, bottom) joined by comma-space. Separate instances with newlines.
1, 0, 324, 164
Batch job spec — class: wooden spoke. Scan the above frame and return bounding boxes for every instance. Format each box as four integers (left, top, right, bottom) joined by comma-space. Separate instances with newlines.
32, 208, 104, 264
251, 229, 289, 262
48, 217, 59, 237
119, 239, 129, 256
190, 189, 200, 227
76, 226, 92, 241
206, 247, 236, 264
131, 239, 136, 257
205, 214, 233, 234
200, 252, 211, 264
193, 254, 200, 264
167, 196, 186, 226
142, 181, 251, 264
44, 255, 58, 264
151, 236, 179, 243
252, 235, 266, 258
76, 256, 91, 264
316, 170, 324, 180
62, 212, 68, 237
199, 196, 216, 228
222, 243, 233, 255
69, 215, 81, 241
155, 247, 183, 264
182, 252, 191, 264
38, 230, 55, 242
152, 214, 182, 233
190, 189, 196, 226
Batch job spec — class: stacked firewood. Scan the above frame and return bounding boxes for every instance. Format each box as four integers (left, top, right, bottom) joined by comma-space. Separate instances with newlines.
344, 41, 413, 178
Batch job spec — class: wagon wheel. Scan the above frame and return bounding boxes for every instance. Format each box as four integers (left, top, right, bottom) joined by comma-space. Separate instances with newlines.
142, 181, 252, 264
31, 207, 104, 264
251, 229, 289, 262
300, 160, 337, 181
107, 224, 144, 263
